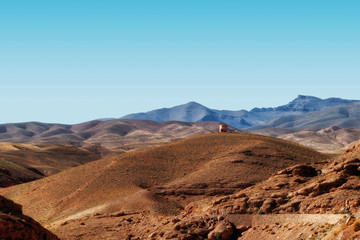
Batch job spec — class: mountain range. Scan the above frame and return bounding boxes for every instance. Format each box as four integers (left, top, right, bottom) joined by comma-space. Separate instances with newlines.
1, 95, 360, 154
0, 120, 234, 150
121, 95, 360, 129
249, 102, 360, 130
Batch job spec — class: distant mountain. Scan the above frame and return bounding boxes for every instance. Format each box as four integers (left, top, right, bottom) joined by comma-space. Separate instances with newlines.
250, 102, 360, 130
122, 101, 208, 122
121, 95, 360, 129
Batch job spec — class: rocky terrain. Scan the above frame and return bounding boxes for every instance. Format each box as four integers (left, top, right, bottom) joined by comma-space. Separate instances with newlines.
47, 140, 360, 239
91, 138, 360, 240
1, 117, 360, 239
0, 133, 326, 239
191, 140, 360, 239
0, 194, 59, 239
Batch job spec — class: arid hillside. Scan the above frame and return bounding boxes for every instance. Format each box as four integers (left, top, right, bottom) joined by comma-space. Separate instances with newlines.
0, 133, 326, 239
199, 140, 360, 239
227, 139, 360, 215
0, 142, 108, 187
0, 119, 227, 188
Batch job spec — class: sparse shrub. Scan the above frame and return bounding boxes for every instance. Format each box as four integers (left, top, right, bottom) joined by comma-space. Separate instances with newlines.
258, 211, 264, 215
216, 232, 222, 240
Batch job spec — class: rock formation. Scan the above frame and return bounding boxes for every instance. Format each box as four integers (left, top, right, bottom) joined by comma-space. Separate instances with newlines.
0, 195, 59, 240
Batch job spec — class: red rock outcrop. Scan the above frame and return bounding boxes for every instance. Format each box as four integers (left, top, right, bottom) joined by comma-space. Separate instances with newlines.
207, 141, 360, 216
0, 195, 59, 240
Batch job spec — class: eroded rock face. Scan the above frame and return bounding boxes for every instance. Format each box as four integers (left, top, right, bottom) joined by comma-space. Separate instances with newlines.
276, 164, 317, 178
207, 141, 360, 216
0, 195, 59, 240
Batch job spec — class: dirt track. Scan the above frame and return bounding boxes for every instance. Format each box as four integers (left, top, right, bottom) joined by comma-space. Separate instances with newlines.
224, 213, 348, 226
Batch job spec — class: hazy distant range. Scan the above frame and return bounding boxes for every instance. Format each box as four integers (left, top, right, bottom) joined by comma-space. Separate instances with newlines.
121, 95, 360, 130
2, 95, 360, 153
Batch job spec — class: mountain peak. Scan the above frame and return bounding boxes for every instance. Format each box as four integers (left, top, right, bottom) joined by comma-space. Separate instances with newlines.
275, 95, 348, 113
120, 95, 360, 129
295, 95, 320, 100
183, 101, 204, 107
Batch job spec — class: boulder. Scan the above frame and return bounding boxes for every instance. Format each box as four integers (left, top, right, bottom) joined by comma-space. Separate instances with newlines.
208, 220, 235, 240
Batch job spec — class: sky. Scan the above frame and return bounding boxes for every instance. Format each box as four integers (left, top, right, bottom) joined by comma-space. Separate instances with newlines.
0, 0, 359, 124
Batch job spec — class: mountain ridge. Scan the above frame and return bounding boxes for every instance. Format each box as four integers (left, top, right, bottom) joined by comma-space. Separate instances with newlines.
250, 102, 360, 130
0, 119, 234, 150
121, 95, 360, 129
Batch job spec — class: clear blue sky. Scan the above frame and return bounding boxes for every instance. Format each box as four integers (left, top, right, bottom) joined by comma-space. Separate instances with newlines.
1, 0, 359, 124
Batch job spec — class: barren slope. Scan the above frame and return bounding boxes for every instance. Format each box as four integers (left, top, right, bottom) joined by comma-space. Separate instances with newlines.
0, 120, 225, 187
0, 142, 107, 187
0, 133, 326, 239
107, 139, 360, 240
200, 140, 360, 239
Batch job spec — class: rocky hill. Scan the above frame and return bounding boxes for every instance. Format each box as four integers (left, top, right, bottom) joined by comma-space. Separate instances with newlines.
193, 140, 360, 239
78, 138, 360, 240
207, 139, 360, 216
0, 120, 238, 188
0, 133, 326, 239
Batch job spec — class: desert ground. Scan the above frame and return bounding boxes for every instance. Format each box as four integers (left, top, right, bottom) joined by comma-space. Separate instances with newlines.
2, 130, 360, 239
